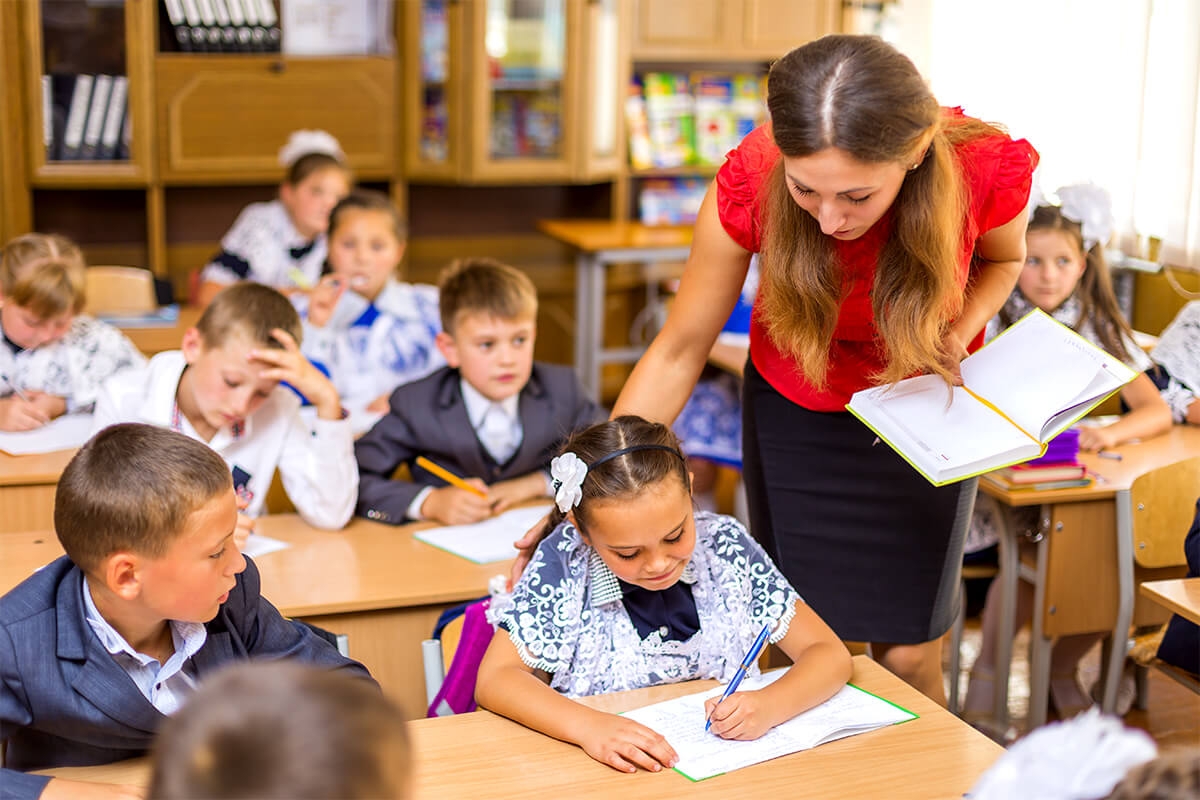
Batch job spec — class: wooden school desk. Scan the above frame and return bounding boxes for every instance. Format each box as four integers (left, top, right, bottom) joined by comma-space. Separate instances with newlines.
0, 514, 509, 719
108, 306, 202, 356
536, 219, 693, 401
1140, 578, 1200, 626
36, 656, 1004, 799
979, 425, 1200, 729
0, 448, 75, 533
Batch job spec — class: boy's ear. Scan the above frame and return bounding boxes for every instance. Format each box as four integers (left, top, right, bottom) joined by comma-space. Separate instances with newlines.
101, 551, 144, 601
180, 327, 204, 364
434, 331, 460, 368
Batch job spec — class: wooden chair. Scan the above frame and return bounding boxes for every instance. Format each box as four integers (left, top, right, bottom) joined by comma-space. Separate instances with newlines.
1100, 455, 1200, 711
84, 266, 157, 315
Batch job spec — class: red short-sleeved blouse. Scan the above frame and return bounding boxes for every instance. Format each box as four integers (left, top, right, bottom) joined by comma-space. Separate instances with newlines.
716, 109, 1039, 411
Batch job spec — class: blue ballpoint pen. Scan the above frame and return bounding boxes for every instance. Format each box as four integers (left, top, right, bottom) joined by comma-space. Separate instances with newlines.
705, 620, 774, 733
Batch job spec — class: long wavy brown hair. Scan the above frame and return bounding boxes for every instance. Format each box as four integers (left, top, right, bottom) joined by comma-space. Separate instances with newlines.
758, 35, 1005, 388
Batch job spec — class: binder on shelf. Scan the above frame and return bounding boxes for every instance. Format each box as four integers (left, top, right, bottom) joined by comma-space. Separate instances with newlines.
237, 0, 266, 51
209, 0, 239, 50
223, 0, 254, 51
41, 75, 53, 159
180, 0, 209, 51
195, 0, 224, 50
98, 76, 128, 161
59, 74, 95, 161
254, 0, 282, 51
161, 0, 192, 51
47, 74, 73, 161
80, 74, 113, 160
118, 107, 133, 161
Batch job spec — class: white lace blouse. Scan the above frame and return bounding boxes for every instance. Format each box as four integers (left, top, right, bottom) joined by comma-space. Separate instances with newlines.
488, 511, 800, 698
1150, 301, 1200, 423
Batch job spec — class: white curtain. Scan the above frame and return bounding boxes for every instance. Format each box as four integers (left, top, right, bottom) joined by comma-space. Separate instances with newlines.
891, 0, 1200, 269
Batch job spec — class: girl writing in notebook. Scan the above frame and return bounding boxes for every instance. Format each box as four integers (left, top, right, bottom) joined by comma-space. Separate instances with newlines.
196, 130, 352, 305
963, 184, 1172, 726
476, 416, 850, 774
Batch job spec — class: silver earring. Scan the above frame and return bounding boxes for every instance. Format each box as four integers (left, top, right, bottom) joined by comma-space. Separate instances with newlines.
908, 162, 920, 171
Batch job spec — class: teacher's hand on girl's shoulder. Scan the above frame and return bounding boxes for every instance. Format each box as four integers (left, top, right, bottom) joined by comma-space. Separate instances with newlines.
509, 512, 552, 590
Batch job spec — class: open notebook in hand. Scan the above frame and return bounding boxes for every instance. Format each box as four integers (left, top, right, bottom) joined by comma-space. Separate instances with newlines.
846, 308, 1137, 486
622, 670, 916, 781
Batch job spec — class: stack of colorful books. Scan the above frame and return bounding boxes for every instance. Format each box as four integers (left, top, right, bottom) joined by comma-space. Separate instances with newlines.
983, 429, 1093, 491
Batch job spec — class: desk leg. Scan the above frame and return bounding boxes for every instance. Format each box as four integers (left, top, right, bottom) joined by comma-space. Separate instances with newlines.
993, 508, 1019, 727
573, 252, 605, 402
1028, 525, 1053, 729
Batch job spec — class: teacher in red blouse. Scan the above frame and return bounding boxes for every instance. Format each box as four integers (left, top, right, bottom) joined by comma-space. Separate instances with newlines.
613, 35, 1037, 704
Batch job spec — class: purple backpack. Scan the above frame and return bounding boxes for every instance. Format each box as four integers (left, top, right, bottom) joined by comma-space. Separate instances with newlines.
427, 598, 494, 717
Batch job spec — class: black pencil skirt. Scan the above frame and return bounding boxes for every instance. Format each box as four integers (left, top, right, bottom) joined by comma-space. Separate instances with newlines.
741, 360, 976, 644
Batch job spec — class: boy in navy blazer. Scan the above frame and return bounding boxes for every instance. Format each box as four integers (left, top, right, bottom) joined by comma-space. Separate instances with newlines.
0, 424, 371, 800
355, 258, 604, 526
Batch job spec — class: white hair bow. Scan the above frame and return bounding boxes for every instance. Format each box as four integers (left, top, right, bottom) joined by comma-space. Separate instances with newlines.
550, 452, 587, 513
277, 129, 345, 168
1030, 182, 1115, 252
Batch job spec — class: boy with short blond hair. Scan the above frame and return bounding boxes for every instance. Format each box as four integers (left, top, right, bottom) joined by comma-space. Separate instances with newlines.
93, 282, 358, 539
355, 258, 603, 526
0, 424, 371, 800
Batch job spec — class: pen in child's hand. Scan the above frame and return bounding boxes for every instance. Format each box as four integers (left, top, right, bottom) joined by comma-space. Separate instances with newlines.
0, 374, 31, 403
1097, 451, 1123, 461
705, 620, 774, 733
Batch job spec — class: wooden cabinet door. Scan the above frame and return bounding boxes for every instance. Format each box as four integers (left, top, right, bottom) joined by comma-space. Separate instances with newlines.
631, 0, 726, 59
155, 56, 395, 183
740, 0, 840, 58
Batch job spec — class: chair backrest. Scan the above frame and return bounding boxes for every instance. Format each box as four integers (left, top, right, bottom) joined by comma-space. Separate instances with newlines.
84, 266, 157, 315
1130, 455, 1200, 569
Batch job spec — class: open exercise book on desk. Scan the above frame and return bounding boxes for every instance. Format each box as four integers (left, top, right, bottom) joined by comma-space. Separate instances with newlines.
846, 309, 1137, 485
0, 414, 94, 455
623, 670, 916, 781
414, 504, 553, 564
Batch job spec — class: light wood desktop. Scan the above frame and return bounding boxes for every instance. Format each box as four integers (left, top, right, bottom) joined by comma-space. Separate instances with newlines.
978, 424, 1200, 728
536, 219, 693, 401
36, 656, 1003, 799
112, 306, 202, 356
0, 514, 508, 719
1140, 578, 1200, 626
0, 448, 75, 533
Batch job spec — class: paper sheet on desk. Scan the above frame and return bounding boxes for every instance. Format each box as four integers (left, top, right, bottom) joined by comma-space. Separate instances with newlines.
0, 414, 94, 455
242, 533, 291, 559
414, 504, 553, 564
622, 671, 917, 781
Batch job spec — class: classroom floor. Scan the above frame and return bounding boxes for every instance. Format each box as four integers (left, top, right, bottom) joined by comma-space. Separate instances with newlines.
948, 620, 1200, 752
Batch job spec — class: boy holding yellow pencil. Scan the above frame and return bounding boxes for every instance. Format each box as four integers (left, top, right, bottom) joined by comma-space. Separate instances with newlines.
354, 258, 604, 526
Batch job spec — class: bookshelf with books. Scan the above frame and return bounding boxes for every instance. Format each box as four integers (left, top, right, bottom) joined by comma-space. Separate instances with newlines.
402, 0, 625, 185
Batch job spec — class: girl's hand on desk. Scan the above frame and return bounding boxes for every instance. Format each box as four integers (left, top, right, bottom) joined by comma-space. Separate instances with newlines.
305, 275, 345, 328
422, 482, 492, 526
1077, 424, 1118, 452
0, 394, 50, 430
26, 390, 67, 420
578, 712, 678, 774
704, 690, 774, 741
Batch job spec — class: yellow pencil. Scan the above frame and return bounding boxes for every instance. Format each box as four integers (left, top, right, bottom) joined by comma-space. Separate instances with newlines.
415, 456, 488, 499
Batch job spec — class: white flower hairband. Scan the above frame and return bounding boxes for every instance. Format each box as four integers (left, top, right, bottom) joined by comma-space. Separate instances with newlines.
550, 444, 686, 514
550, 453, 588, 513
1030, 182, 1115, 251
277, 129, 345, 168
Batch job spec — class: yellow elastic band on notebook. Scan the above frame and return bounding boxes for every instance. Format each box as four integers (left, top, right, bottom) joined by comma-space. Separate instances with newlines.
961, 385, 1043, 447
